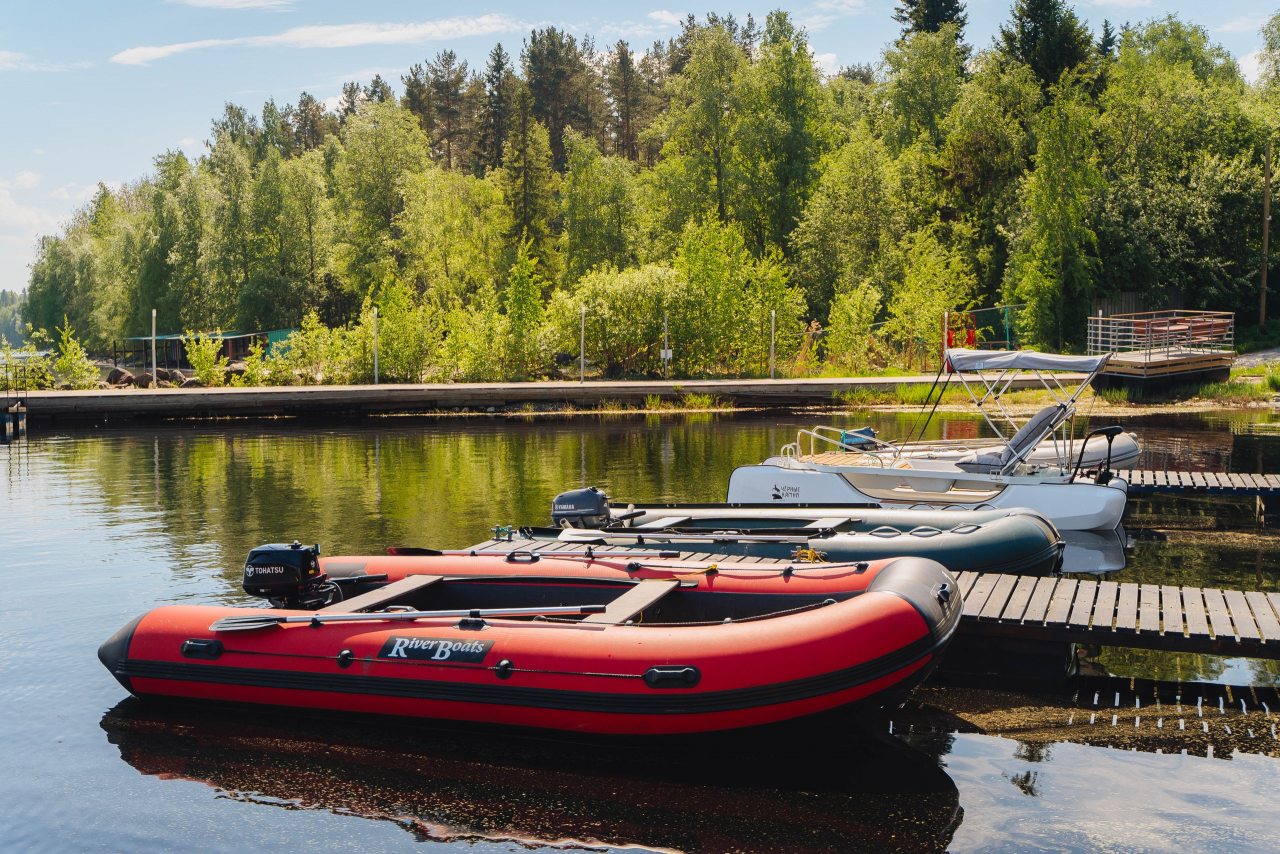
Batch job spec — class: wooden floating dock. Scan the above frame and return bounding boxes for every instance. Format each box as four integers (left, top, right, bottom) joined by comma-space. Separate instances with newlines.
461, 536, 1280, 660
17, 374, 1079, 422
954, 571, 1280, 658
1125, 469, 1280, 498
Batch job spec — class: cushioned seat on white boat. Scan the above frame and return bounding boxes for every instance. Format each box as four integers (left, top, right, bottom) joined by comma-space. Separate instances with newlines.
955, 404, 1066, 474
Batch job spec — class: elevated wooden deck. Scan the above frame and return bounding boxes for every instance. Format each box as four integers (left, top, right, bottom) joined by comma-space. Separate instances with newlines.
460, 536, 1280, 660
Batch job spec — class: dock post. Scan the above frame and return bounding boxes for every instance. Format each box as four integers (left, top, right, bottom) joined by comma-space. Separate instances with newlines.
373, 306, 379, 385
579, 305, 586, 383
150, 309, 157, 388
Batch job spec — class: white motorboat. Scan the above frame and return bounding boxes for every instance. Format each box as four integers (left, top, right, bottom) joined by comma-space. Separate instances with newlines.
726, 349, 1131, 531
818, 426, 1141, 471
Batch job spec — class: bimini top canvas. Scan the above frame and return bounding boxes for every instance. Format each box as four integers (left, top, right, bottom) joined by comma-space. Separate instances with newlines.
946, 349, 1110, 374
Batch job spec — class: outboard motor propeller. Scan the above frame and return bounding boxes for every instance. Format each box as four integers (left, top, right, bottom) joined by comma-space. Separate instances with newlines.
551, 487, 612, 529
243, 541, 331, 608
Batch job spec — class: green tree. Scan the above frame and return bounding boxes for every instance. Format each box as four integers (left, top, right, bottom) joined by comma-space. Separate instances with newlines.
733, 11, 829, 251
476, 43, 516, 173
332, 100, 432, 298
894, 0, 967, 37
503, 240, 546, 377
396, 166, 510, 302
500, 85, 559, 265
791, 127, 905, 320
882, 24, 967, 151
887, 228, 976, 366
824, 284, 883, 372
561, 129, 637, 280
428, 50, 470, 168
1004, 91, 1103, 348
52, 316, 99, 388
606, 41, 643, 159
522, 27, 592, 169
998, 0, 1093, 89
653, 25, 746, 226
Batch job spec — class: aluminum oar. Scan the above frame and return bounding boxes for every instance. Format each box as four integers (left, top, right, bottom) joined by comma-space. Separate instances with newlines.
210, 604, 607, 632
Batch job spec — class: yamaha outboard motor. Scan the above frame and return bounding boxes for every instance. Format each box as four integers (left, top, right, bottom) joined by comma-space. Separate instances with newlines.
243, 541, 330, 608
551, 487, 611, 529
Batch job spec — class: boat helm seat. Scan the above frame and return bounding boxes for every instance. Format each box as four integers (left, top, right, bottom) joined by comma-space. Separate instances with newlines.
954, 403, 1066, 474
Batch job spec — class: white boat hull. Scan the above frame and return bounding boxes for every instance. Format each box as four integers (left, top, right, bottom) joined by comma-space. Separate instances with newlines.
726, 463, 1128, 531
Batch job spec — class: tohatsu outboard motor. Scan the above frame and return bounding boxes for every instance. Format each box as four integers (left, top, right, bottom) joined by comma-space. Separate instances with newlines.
551, 487, 612, 529
243, 541, 331, 608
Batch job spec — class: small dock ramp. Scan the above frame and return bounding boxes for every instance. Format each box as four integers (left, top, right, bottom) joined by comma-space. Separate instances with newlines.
1088, 309, 1235, 389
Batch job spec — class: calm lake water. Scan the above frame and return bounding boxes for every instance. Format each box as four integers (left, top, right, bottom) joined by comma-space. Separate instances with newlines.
3, 408, 1280, 852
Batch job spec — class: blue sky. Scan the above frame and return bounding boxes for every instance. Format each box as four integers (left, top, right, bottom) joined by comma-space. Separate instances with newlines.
0, 0, 1275, 291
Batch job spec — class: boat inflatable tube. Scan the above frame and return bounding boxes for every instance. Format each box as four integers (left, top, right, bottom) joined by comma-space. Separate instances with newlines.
99, 555, 961, 736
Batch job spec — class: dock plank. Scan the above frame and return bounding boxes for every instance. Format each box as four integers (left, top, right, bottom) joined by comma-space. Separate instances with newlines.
1044, 579, 1079, 626
1000, 576, 1039, 622
1093, 581, 1119, 631
1245, 591, 1280, 643
1160, 585, 1184, 637
1067, 580, 1098, 629
1224, 590, 1262, 642
978, 574, 1019, 622
1021, 577, 1059, 624
1202, 587, 1235, 640
963, 574, 1000, 619
1115, 583, 1139, 633
1139, 584, 1161, 636
1182, 587, 1210, 638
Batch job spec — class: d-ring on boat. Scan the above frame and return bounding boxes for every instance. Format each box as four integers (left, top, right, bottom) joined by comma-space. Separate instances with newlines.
726, 349, 1130, 531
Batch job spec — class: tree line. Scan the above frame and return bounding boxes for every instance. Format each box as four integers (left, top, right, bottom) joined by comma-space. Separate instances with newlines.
20, 1, 1280, 383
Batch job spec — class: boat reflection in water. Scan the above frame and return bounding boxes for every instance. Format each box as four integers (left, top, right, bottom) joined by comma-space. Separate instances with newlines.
102, 699, 961, 853
1059, 525, 1129, 575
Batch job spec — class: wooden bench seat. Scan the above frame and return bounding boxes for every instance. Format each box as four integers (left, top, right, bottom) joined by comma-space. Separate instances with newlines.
320, 574, 443, 614
582, 580, 681, 625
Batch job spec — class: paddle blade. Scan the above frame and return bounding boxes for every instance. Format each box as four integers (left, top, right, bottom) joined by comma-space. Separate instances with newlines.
209, 614, 286, 632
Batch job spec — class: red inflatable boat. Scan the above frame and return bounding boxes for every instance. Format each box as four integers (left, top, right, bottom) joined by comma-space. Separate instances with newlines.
99, 548, 960, 735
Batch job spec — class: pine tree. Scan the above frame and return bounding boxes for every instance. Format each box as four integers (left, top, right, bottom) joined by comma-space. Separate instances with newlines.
522, 27, 591, 169
476, 44, 515, 173
293, 92, 331, 150
893, 0, 967, 37
338, 82, 363, 122
998, 0, 1093, 88
605, 41, 642, 159
400, 64, 433, 133
1097, 19, 1118, 58
500, 85, 558, 262
364, 75, 393, 103
427, 50, 469, 169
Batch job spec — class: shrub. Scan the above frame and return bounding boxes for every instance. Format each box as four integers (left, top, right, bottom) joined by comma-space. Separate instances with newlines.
52, 317, 98, 389
184, 329, 230, 387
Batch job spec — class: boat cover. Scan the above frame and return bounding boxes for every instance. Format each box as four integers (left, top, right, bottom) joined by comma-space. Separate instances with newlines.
946, 349, 1109, 373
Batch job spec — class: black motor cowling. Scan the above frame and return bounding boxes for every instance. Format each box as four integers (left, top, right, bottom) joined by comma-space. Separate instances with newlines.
551, 487, 611, 529
243, 541, 328, 608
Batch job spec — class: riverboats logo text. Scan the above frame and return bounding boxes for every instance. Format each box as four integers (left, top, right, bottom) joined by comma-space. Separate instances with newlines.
377, 636, 493, 663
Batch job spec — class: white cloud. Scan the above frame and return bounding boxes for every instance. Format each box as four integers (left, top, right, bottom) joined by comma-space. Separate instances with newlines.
1087, 0, 1152, 6
48, 183, 99, 203
0, 171, 42, 191
320, 94, 344, 113
647, 10, 684, 26
0, 50, 89, 72
169, 0, 294, 7
814, 0, 866, 11
1239, 49, 1262, 84
111, 13, 523, 65
1217, 16, 1266, 35
813, 51, 840, 76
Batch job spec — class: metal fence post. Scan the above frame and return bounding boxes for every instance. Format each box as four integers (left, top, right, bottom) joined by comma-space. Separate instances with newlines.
150, 309, 157, 387
579, 305, 586, 383
769, 310, 776, 379
372, 306, 379, 385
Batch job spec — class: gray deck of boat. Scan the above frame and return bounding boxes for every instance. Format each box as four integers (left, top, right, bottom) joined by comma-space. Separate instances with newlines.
462, 537, 1280, 660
